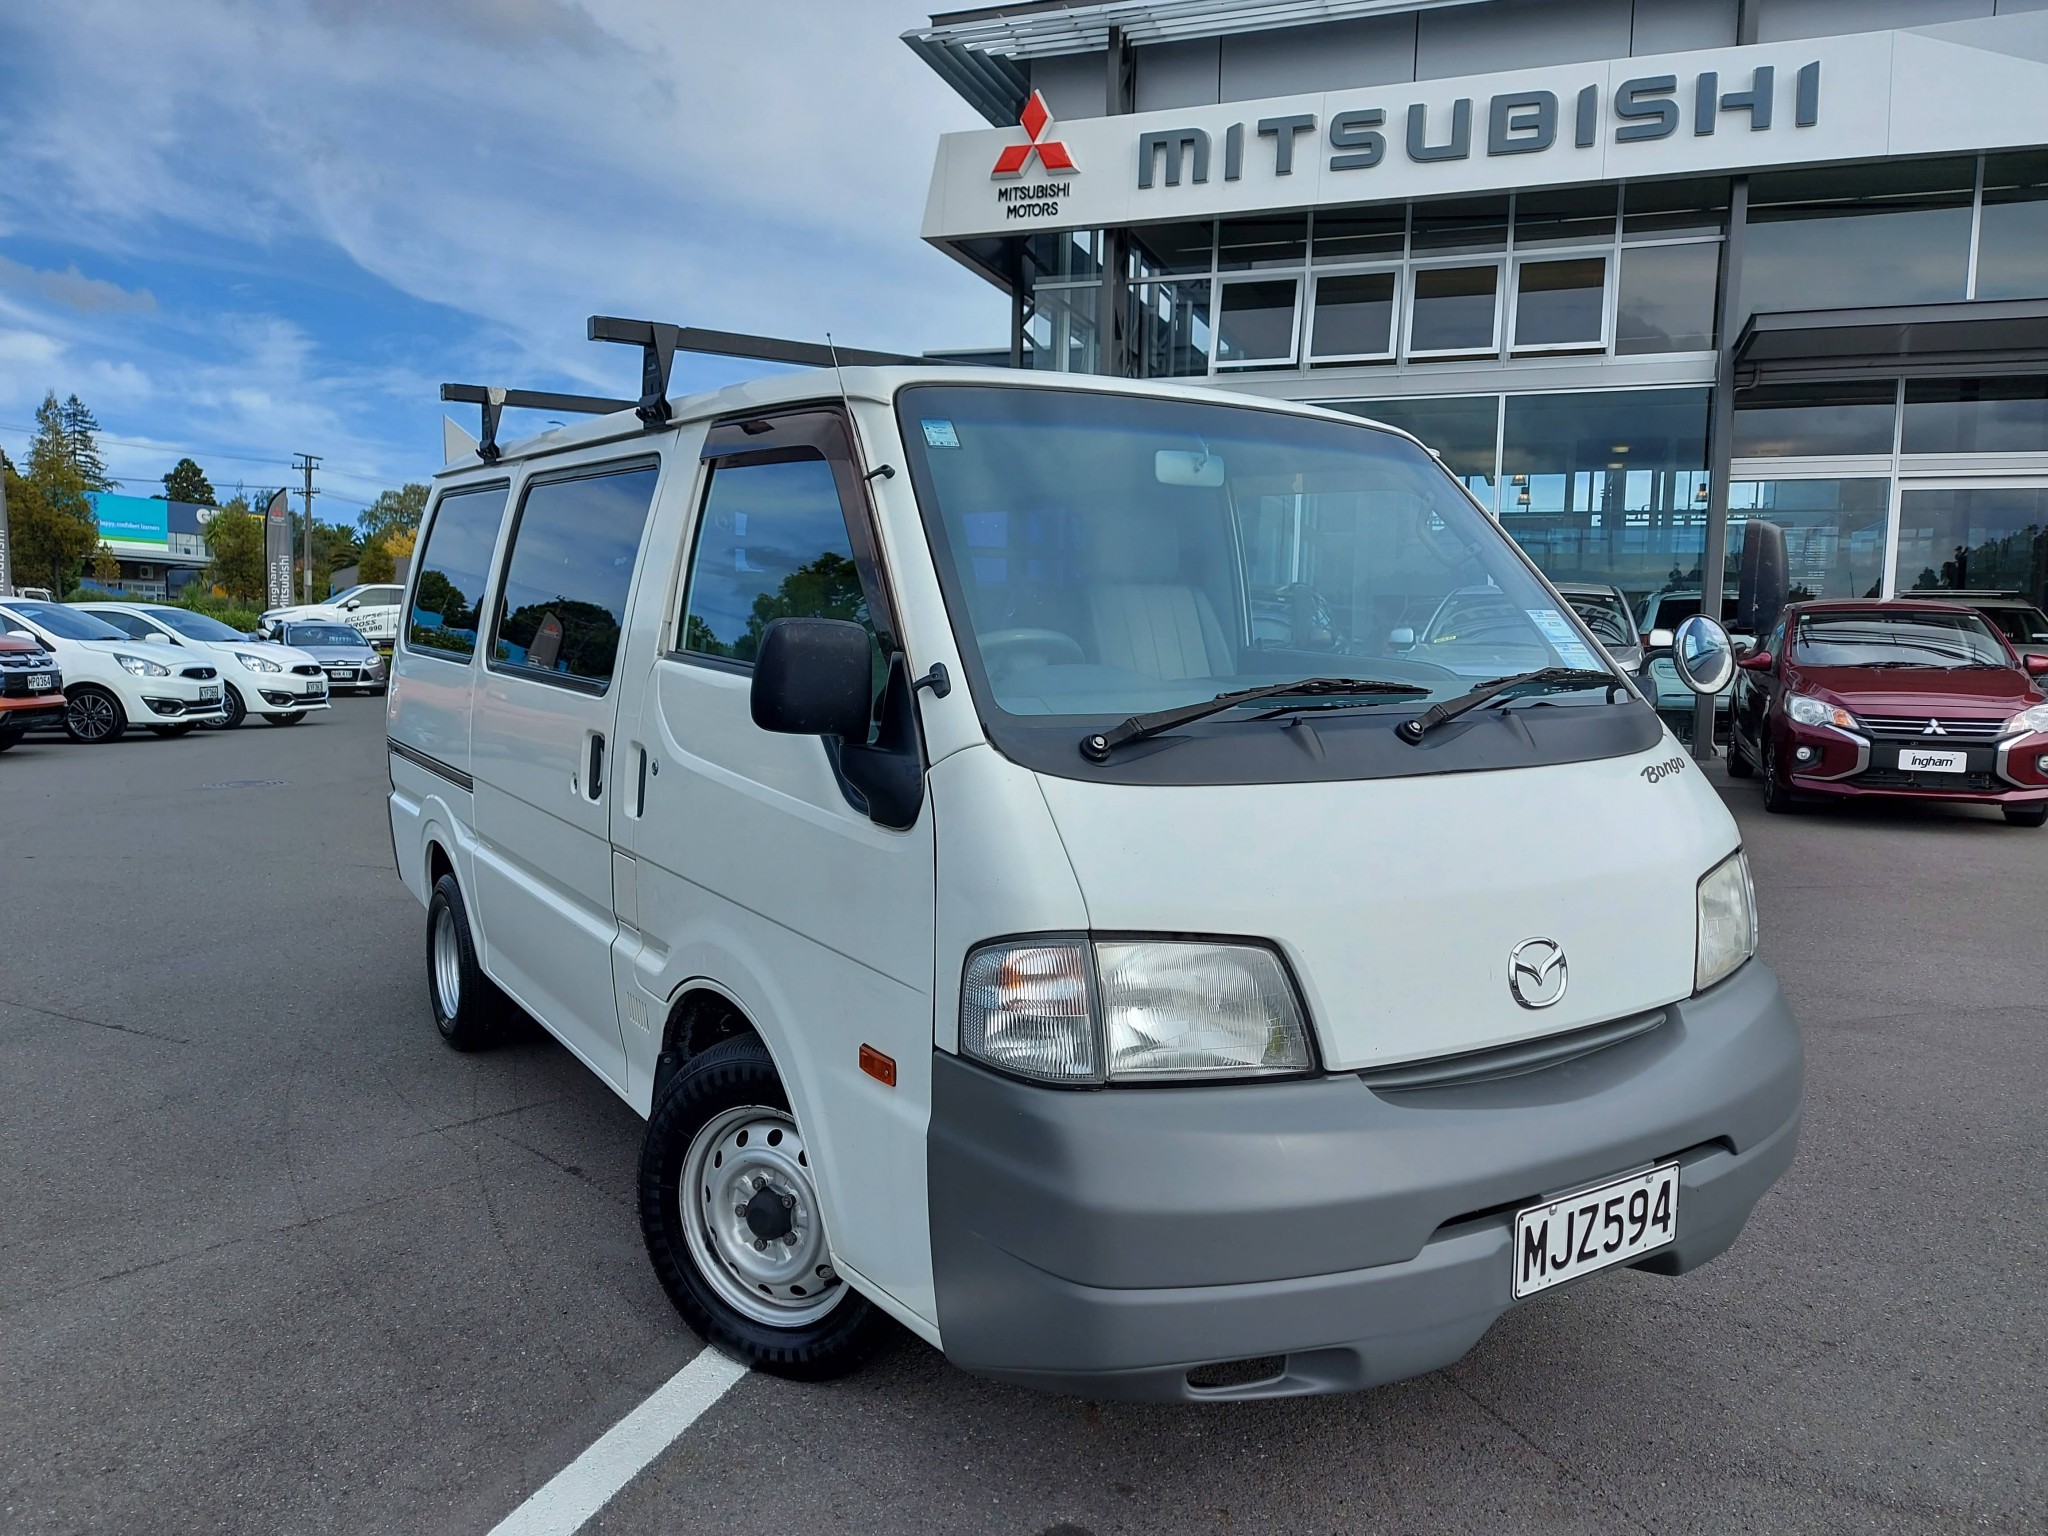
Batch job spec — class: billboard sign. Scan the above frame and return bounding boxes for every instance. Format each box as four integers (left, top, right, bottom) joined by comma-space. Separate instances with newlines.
88, 492, 171, 550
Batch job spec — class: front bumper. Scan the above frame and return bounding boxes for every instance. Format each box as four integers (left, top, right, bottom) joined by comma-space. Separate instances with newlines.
928, 960, 1801, 1401
1786, 722, 2048, 805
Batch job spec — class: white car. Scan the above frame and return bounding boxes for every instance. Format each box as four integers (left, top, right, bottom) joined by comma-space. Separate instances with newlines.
261, 582, 402, 649
0, 599, 228, 742
77, 602, 331, 729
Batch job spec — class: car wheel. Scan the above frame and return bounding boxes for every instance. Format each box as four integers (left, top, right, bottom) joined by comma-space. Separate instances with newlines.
202, 685, 247, 731
147, 723, 197, 737
264, 711, 307, 726
63, 685, 127, 744
1725, 729, 1755, 778
639, 1035, 891, 1381
426, 873, 507, 1050
0, 721, 23, 754
1760, 731, 1797, 814
2003, 802, 2048, 828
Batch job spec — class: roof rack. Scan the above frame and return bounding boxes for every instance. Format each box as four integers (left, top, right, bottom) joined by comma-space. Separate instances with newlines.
441, 315, 928, 463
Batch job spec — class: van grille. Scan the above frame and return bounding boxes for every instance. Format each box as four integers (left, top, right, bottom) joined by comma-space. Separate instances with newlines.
1361, 1009, 1669, 1093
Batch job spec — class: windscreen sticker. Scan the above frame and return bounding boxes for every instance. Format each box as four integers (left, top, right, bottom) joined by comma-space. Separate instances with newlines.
921, 418, 960, 449
1526, 607, 1602, 670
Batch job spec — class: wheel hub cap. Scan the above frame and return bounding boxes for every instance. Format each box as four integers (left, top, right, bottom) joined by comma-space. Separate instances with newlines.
680, 1105, 843, 1326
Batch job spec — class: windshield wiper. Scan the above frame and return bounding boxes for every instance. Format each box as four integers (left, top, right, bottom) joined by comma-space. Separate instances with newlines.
1396, 667, 1621, 745
1080, 677, 1429, 762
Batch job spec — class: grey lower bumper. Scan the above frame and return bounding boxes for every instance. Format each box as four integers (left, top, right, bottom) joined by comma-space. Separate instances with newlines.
927, 960, 1802, 1401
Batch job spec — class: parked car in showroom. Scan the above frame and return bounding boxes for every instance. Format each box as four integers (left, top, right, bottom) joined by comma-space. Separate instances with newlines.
1925, 588, 2048, 672
0, 599, 226, 741
1636, 590, 1750, 741
262, 619, 386, 693
1728, 598, 2048, 826
0, 631, 65, 752
261, 582, 402, 650
1557, 581, 1644, 673
75, 602, 330, 729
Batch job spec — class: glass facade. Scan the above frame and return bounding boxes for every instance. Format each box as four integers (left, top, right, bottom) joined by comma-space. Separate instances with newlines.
1728, 479, 1891, 604
1896, 487, 2048, 610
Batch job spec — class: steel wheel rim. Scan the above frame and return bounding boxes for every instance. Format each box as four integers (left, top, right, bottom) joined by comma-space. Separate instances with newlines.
431, 905, 462, 1019
69, 693, 115, 740
680, 1104, 845, 1327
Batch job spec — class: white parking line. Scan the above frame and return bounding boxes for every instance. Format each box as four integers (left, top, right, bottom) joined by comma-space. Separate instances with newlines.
488, 1347, 750, 1536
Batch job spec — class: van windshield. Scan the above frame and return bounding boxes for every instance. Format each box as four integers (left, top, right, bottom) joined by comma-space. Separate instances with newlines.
896, 385, 1627, 782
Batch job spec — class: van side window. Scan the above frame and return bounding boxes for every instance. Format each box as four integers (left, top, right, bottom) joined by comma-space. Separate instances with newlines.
492, 464, 659, 687
407, 484, 509, 659
679, 455, 872, 663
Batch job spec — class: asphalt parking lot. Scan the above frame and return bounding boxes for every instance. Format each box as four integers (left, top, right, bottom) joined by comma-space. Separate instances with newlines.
2, 697, 2043, 1535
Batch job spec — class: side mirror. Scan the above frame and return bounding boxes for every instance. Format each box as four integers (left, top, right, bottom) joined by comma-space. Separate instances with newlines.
1669, 614, 1736, 696
145, 631, 173, 644
1647, 626, 1675, 650
344, 598, 361, 611
2026, 654, 2048, 677
1739, 650, 1774, 672
1388, 626, 1416, 651
750, 618, 873, 739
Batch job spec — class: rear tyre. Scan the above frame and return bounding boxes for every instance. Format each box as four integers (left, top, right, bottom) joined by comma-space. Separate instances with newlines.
202, 685, 247, 731
2003, 802, 2048, 828
1760, 733, 1797, 814
426, 873, 506, 1050
63, 685, 127, 744
639, 1035, 891, 1381
1725, 732, 1755, 778
264, 711, 306, 726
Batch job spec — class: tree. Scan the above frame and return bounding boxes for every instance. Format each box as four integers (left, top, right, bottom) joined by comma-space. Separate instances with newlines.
203, 497, 267, 604
91, 543, 120, 586
161, 458, 216, 505
4, 450, 96, 592
359, 483, 429, 547
58, 394, 113, 492
359, 535, 396, 585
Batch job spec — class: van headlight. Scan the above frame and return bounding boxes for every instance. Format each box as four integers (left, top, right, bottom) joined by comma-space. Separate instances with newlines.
1696, 851, 1757, 994
2003, 702, 2048, 738
1785, 693, 1856, 730
114, 652, 171, 677
960, 938, 1313, 1084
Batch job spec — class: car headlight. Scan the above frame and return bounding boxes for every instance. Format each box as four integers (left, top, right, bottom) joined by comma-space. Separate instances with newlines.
1696, 850, 1758, 994
960, 938, 1313, 1084
1785, 693, 1856, 730
114, 652, 171, 678
2003, 702, 2048, 738
236, 651, 281, 673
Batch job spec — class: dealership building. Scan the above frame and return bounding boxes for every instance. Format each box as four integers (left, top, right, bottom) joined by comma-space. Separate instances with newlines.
907, 0, 2048, 626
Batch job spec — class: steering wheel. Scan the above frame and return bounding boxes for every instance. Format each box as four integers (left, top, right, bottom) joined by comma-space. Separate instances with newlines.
978, 628, 1086, 678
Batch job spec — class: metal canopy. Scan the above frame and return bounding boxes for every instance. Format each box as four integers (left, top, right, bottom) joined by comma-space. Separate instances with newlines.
906, 0, 1492, 124
1734, 299, 2048, 379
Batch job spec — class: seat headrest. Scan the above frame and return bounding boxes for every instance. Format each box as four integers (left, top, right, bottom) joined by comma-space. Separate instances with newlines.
1084, 510, 1182, 583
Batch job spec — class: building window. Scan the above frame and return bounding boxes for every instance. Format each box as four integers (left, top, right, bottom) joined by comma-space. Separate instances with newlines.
1742, 159, 1975, 319
1215, 278, 1300, 367
1616, 242, 1719, 354
1024, 283, 1099, 374
1902, 377, 2048, 455
1976, 151, 2048, 302
1129, 279, 1212, 376
1217, 215, 1306, 270
1895, 487, 2048, 611
1331, 394, 1501, 507
1511, 257, 1607, 352
1732, 382, 1898, 458
1728, 479, 1891, 604
1409, 264, 1501, 356
1309, 271, 1399, 363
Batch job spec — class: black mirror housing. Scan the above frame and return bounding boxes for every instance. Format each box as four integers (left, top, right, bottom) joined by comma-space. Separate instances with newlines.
750, 618, 874, 740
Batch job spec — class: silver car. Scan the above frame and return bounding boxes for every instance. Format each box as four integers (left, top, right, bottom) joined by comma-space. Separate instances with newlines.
1555, 582, 1644, 674
267, 620, 386, 694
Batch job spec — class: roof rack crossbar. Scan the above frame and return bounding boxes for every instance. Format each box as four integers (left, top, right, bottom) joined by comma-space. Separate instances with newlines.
439, 383, 635, 465
673, 326, 926, 370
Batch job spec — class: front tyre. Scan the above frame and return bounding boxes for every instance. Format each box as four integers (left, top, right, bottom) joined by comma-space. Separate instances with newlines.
2003, 802, 2048, 827
202, 685, 247, 730
1725, 731, 1755, 778
639, 1036, 890, 1381
426, 873, 505, 1049
264, 711, 306, 726
1761, 732, 1797, 814
64, 685, 126, 743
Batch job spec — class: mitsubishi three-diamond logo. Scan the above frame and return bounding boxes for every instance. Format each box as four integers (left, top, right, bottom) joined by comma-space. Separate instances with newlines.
992, 90, 1076, 177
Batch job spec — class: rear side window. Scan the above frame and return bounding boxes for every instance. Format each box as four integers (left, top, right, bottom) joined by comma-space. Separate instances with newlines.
492, 463, 659, 688
408, 485, 508, 660
678, 455, 870, 663
92, 610, 156, 639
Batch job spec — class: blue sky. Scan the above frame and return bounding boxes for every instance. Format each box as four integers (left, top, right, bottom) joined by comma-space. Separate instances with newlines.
0, 1, 999, 524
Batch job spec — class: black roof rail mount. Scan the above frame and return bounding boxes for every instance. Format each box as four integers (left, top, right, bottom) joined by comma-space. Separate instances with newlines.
587, 315, 681, 426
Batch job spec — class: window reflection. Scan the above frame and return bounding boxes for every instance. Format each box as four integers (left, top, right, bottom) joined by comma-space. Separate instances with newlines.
494, 467, 657, 685
1215, 279, 1299, 366
1742, 159, 1974, 320
1410, 265, 1499, 354
408, 485, 508, 660
1975, 151, 2048, 302
1896, 487, 2048, 611
1311, 272, 1397, 361
1901, 378, 2048, 454
1616, 242, 1718, 354
1513, 258, 1606, 350
1727, 479, 1890, 603
1329, 395, 1500, 507
1732, 382, 1898, 458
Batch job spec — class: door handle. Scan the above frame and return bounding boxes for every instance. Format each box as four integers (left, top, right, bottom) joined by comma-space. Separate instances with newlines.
588, 732, 606, 801
635, 745, 648, 817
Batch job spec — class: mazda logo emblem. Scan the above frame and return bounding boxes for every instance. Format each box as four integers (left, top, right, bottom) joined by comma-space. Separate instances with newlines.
1509, 938, 1569, 1009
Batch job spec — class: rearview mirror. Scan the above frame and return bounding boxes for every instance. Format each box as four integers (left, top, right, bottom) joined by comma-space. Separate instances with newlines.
1670, 614, 1735, 696
1155, 449, 1226, 488
750, 618, 873, 739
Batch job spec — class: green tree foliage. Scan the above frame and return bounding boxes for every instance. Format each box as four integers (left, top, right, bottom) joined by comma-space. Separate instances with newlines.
58, 394, 113, 492
689, 551, 869, 663
204, 496, 267, 604
359, 534, 397, 585
91, 543, 120, 585
9, 412, 99, 590
408, 567, 480, 653
360, 483, 429, 548
161, 457, 217, 505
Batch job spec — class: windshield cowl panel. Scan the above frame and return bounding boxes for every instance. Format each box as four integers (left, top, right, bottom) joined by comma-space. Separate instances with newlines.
896, 382, 1635, 784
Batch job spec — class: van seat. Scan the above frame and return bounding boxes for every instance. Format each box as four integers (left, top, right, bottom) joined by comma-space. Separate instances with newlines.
1085, 513, 1233, 682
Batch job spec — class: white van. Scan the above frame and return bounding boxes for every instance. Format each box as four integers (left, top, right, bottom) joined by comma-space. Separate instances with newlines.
386, 368, 1800, 1401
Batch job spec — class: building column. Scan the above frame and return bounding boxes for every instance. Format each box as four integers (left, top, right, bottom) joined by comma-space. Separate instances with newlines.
1097, 27, 1134, 378
1695, 176, 1749, 760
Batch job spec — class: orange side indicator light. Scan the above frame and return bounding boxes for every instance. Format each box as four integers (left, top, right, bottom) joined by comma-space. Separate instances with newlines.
859, 1044, 897, 1087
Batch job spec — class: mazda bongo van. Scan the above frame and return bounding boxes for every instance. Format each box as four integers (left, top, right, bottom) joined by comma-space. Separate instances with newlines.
386, 366, 1801, 1400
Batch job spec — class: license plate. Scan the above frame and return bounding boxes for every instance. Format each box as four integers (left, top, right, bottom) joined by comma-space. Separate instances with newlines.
28, 674, 53, 690
1513, 1162, 1679, 1299
199, 686, 221, 702
327, 668, 350, 680
1898, 748, 1967, 774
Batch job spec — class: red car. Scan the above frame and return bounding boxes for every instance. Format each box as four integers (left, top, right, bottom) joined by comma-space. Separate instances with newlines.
0, 630, 65, 752
1728, 599, 2048, 826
